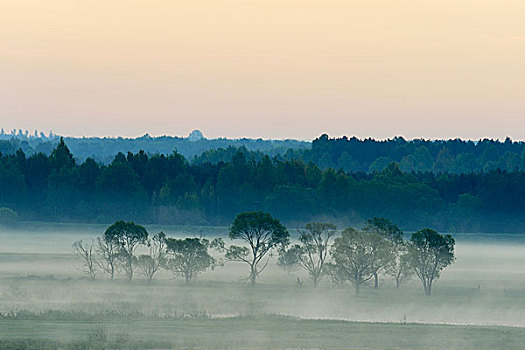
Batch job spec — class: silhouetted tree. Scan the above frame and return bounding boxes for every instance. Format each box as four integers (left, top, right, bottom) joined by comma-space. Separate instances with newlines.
96, 236, 120, 280
406, 228, 455, 295
164, 237, 222, 284
104, 221, 148, 280
226, 211, 289, 286
362, 217, 403, 288
137, 232, 167, 282
289, 222, 336, 287
277, 245, 301, 275
387, 248, 414, 288
331, 228, 394, 294
72, 240, 97, 279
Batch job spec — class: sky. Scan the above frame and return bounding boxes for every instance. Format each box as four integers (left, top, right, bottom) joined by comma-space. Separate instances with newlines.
1, 0, 525, 141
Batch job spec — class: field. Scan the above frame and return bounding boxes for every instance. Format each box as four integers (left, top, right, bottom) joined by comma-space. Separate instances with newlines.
1, 223, 525, 349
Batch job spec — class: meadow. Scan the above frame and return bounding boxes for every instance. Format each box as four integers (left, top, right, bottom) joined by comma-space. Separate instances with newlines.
1, 223, 525, 349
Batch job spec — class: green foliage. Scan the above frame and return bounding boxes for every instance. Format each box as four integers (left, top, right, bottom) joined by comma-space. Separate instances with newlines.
362, 217, 403, 245
104, 221, 148, 280
331, 227, 395, 294
277, 245, 301, 274
228, 211, 289, 286
406, 228, 455, 295
3, 138, 525, 232
165, 237, 218, 284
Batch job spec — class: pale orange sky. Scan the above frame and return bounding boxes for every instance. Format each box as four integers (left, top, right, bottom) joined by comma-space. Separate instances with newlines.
1, 0, 525, 140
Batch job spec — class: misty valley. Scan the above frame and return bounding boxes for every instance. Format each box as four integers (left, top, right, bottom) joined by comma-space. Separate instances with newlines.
0, 220, 524, 349
4, 0, 525, 347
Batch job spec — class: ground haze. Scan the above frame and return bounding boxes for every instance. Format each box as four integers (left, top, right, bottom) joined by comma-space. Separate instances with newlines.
0, 223, 524, 349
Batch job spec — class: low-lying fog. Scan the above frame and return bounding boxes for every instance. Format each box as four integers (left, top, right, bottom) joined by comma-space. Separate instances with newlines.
1, 223, 525, 328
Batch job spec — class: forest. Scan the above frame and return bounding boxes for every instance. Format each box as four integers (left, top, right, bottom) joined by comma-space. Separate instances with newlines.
3, 131, 525, 174
1, 138, 525, 232
0, 129, 307, 164
195, 134, 525, 174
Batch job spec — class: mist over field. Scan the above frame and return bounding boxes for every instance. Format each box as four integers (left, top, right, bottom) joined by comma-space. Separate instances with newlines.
1, 223, 525, 349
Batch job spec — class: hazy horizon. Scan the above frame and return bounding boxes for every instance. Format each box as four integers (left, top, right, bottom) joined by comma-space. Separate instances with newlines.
3, 127, 525, 143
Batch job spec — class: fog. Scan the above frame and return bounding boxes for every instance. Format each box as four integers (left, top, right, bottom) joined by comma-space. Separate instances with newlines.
1, 224, 525, 348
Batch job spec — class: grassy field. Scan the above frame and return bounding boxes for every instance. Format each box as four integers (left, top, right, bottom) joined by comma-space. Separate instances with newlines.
1, 223, 525, 349
2, 315, 525, 350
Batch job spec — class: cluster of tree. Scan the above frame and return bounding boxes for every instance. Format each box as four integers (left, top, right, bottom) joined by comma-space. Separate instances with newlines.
3, 138, 525, 231
73, 220, 223, 284
195, 134, 525, 174
0, 130, 307, 164
5, 130, 525, 174
302, 134, 525, 173
278, 217, 455, 295
74, 214, 455, 296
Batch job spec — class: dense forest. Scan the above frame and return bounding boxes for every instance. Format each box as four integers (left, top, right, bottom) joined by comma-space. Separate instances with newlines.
196, 134, 525, 174
1, 138, 525, 232
0, 129, 308, 164
3, 130, 525, 174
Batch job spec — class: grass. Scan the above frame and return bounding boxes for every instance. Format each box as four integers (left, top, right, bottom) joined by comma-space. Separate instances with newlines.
1, 315, 525, 349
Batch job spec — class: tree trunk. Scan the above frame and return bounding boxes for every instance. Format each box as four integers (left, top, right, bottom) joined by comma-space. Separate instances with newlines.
426, 280, 432, 296
313, 275, 319, 288
250, 265, 256, 287
355, 282, 360, 295
374, 273, 379, 289
127, 259, 133, 280
422, 279, 431, 296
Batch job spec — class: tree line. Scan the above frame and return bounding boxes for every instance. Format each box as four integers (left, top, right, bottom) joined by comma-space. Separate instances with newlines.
74, 213, 455, 296
0, 129, 307, 164
73, 220, 224, 284
195, 134, 525, 174
2, 138, 525, 231
4, 131, 525, 175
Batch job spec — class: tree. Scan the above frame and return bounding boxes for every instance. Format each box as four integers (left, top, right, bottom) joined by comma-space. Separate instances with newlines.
136, 232, 167, 282
293, 222, 336, 287
362, 217, 403, 289
277, 245, 301, 275
104, 221, 148, 280
49, 137, 75, 171
164, 237, 221, 284
387, 248, 414, 288
331, 228, 394, 294
406, 228, 455, 295
226, 211, 289, 286
72, 240, 97, 279
96, 236, 120, 280
324, 262, 347, 287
